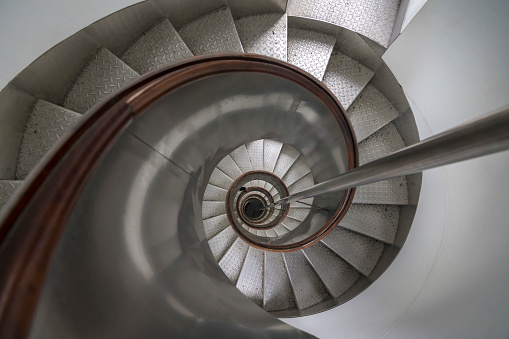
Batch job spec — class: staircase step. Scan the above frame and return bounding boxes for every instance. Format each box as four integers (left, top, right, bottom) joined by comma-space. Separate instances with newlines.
263, 139, 284, 173
323, 51, 374, 110
0, 180, 22, 210
281, 156, 310, 187
340, 204, 399, 244
273, 224, 290, 236
203, 214, 230, 240
287, 207, 311, 222
272, 144, 300, 179
287, 0, 400, 48
216, 154, 243, 180
288, 172, 314, 194
264, 252, 297, 311
16, 100, 81, 180
265, 229, 278, 237
236, 247, 265, 306
257, 230, 267, 237
347, 85, 400, 142
121, 19, 193, 74
208, 226, 237, 260
235, 13, 288, 61
303, 242, 361, 297
353, 178, 408, 205
229, 144, 253, 174
245, 139, 264, 187
358, 123, 406, 165
281, 217, 300, 231
202, 201, 226, 219
287, 28, 335, 80
178, 7, 243, 55
203, 184, 228, 201
284, 250, 329, 310
219, 237, 250, 284
322, 227, 384, 276
208, 167, 234, 190
63, 48, 139, 114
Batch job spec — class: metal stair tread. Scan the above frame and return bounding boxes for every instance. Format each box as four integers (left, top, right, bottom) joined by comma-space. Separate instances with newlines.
287, 28, 336, 80
358, 122, 406, 165
229, 145, 253, 173
216, 154, 243, 180
202, 200, 227, 219
340, 204, 399, 244
353, 178, 409, 205
272, 144, 301, 179
0, 180, 23, 210
16, 100, 81, 180
208, 226, 237, 261
121, 19, 193, 74
203, 214, 231, 240
303, 242, 361, 297
236, 247, 265, 306
63, 48, 139, 114
347, 85, 400, 142
264, 252, 297, 311
177, 7, 243, 55
235, 13, 288, 62
208, 167, 234, 190
281, 156, 311, 188
203, 184, 228, 202
321, 227, 384, 276
219, 237, 250, 284
323, 51, 374, 110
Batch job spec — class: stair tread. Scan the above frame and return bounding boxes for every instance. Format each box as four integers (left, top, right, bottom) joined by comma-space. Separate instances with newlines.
208, 226, 237, 261
263, 139, 284, 174
203, 184, 228, 202
219, 237, 250, 284
202, 201, 226, 220
288, 172, 314, 195
230, 144, 253, 174
340, 204, 399, 244
216, 154, 243, 180
208, 167, 234, 190
303, 242, 361, 297
353, 178, 408, 205
0, 180, 23, 210
272, 144, 300, 179
323, 51, 374, 110
347, 85, 400, 142
358, 122, 406, 165
284, 250, 329, 310
16, 100, 81, 180
282, 156, 310, 187
245, 139, 264, 187
235, 13, 288, 62
203, 214, 230, 240
178, 7, 243, 55
287, 0, 400, 48
321, 227, 384, 276
273, 224, 290, 236
287, 28, 336, 80
121, 19, 193, 74
63, 48, 139, 114
236, 247, 265, 306
264, 251, 297, 311
281, 217, 300, 231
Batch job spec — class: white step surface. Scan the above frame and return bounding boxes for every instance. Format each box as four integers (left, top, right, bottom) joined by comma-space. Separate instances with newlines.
358, 123, 406, 165
340, 204, 399, 244
203, 214, 230, 240
219, 237, 250, 283
264, 251, 297, 311
235, 13, 287, 61
236, 247, 265, 306
229, 144, 253, 174
208, 167, 234, 190
287, 28, 335, 80
178, 7, 243, 55
216, 154, 243, 180
203, 184, 228, 201
122, 19, 193, 74
63, 48, 139, 114
208, 226, 237, 260
16, 100, 81, 180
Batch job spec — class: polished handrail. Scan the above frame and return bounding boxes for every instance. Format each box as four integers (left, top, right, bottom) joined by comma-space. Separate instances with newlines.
0, 54, 357, 338
271, 105, 509, 207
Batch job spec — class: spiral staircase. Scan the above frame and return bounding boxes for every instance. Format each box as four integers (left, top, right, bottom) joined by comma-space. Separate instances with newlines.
1, 0, 508, 338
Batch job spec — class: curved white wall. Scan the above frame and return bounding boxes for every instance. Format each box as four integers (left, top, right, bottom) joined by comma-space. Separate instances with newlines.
0, 0, 143, 91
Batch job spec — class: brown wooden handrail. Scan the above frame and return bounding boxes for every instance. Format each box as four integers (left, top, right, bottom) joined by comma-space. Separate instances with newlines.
0, 54, 357, 338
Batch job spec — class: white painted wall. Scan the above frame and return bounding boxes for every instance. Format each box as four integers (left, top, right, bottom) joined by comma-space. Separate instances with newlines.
0, 0, 143, 91
401, 0, 429, 31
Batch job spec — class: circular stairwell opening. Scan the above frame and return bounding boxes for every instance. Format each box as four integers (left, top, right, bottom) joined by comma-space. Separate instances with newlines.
244, 198, 265, 219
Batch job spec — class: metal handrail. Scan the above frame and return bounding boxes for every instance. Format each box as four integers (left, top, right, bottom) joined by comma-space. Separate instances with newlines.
272, 105, 509, 207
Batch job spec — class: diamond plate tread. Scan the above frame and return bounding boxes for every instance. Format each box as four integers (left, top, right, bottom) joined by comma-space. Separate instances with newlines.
340, 204, 399, 244
235, 13, 287, 62
283, 250, 329, 310
263, 139, 284, 173
264, 251, 297, 311
287, 28, 336, 80
177, 7, 243, 56
347, 85, 400, 142
353, 177, 408, 205
216, 154, 243, 180
321, 227, 384, 276
256, 230, 268, 237
208, 226, 237, 261
281, 216, 301, 231
323, 51, 374, 110
273, 224, 290, 236
0, 180, 22, 209
230, 145, 253, 173
202, 201, 226, 219
273, 144, 300, 179
236, 247, 265, 306
287, 207, 311, 222
208, 167, 234, 190
63, 48, 139, 114
121, 19, 193, 74
303, 242, 361, 297
219, 237, 250, 284
203, 214, 231, 240
287, 0, 400, 48
282, 156, 311, 188
248, 228, 258, 235
358, 123, 406, 165
265, 229, 278, 237
246, 139, 264, 187
16, 100, 81, 180
203, 184, 228, 202
288, 172, 314, 194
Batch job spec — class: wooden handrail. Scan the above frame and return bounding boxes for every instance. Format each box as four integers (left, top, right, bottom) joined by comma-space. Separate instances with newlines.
0, 54, 357, 337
